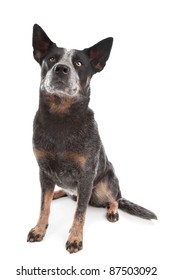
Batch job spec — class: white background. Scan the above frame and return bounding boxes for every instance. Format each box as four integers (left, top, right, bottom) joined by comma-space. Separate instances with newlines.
0, 0, 173, 279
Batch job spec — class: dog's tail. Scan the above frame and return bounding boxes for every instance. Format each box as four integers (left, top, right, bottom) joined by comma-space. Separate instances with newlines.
118, 198, 157, 220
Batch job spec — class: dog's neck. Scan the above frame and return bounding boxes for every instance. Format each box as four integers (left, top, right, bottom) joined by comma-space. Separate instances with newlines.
38, 92, 90, 121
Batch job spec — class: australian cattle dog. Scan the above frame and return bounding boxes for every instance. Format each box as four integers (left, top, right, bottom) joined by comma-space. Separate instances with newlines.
27, 24, 157, 253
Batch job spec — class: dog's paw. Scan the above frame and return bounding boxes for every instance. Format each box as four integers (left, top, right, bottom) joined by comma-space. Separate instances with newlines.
106, 211, 119, 222
66, 240, 83, 254
27, 226, 46, 242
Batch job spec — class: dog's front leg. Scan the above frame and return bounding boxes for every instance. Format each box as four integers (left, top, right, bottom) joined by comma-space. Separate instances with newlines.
27, 171, 55, 242
66, 180, 92, 254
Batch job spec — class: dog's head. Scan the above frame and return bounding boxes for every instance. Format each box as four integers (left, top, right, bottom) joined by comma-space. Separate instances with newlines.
33, 24, 113, 113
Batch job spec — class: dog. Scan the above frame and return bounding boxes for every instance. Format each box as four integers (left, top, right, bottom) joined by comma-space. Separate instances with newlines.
27, 24, 157, 253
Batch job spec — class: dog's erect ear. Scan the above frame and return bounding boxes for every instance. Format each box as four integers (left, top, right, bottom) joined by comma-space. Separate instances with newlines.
32, 24, 55, 63
84, 37, 113, 73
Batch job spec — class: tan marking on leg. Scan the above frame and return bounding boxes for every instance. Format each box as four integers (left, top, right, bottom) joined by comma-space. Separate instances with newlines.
95, 180, 110, 197
66, 212, 86, 253
106, 200, 119, 222
62, 151, 87, 168
38, 190, 54, 227
93, 180, 112, 204
27, 190, 54, 242
107, 200, 118, 215
53, 189, 67, 200
34, 148, 53, 160
34, 149, 87, 168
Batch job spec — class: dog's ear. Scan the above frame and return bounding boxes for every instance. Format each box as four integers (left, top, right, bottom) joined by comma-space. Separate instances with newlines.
84, 37, 113, 73
32, 24, 55, 63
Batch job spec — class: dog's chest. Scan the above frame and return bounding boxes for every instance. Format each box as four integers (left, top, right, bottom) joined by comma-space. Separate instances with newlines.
34, 146, 86, 190
33, 117, 88, 189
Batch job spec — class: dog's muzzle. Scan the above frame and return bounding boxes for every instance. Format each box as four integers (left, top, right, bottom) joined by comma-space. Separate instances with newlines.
42, 63, 81, 97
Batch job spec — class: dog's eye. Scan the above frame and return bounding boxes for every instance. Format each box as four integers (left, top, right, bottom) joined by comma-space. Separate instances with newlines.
75, 61, 82, 67
49, 57, 55, 62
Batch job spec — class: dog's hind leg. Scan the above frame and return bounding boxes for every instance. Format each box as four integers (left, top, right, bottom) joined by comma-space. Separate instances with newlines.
53, 189, 77, 202
53, 189, 67, 200
106, 200, 119, 222
90, 167, 121, 222
89, 182, 119, 222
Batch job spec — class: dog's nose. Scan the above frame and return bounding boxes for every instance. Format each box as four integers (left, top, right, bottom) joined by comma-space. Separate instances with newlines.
54, 64, 70, 75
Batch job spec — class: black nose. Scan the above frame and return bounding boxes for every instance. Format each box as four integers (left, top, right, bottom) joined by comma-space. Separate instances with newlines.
54, 64, 70, 75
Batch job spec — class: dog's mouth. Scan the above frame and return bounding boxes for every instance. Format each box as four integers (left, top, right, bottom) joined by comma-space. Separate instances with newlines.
55, 79, 65, 85
41, 80, 79, 97
54, 79, 66, 90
